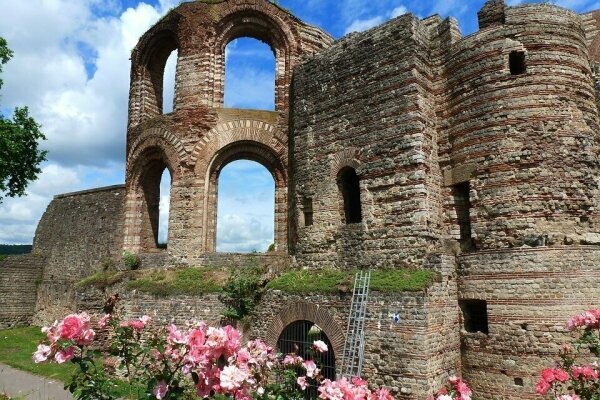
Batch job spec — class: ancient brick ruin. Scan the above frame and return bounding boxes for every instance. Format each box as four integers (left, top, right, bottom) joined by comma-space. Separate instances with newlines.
3, 0, 600, 398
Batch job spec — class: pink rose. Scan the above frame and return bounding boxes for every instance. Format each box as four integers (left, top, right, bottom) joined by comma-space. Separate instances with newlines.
55, 346, 75, 364
312, 340, 328, 353
303, 360, 319, 378
32, 344, 52, 363
98, 314, 111, 328
153, 380, 168, 399
57, 314, 85, 340
297, 376, 308, 390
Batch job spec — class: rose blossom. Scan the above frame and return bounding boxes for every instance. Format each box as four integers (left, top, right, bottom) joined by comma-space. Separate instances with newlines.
33, 344, 52, 363
297, 376, 308, 390
153, 380, 168, 399
55, 346, 76, 364
313, 340, 328, 353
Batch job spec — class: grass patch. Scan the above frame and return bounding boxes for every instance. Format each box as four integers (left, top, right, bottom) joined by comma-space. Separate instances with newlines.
0, 255, 7, 262
0, 327, 141, 398
76, 271, 128, 289
126, 267, 226, 296
267, 269, 437, 294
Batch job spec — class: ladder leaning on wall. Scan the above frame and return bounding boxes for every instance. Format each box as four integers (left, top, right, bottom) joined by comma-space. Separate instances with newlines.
339, 269, 371, 378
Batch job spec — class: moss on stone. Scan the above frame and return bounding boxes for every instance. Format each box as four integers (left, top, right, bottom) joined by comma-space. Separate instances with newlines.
76, 271, 128, 289
267, 268, 437, 294
126, 267, 226, 296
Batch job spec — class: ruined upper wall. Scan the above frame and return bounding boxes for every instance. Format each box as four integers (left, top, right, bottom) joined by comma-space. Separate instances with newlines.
441, 2, 600, 250
127, 0, 334, 129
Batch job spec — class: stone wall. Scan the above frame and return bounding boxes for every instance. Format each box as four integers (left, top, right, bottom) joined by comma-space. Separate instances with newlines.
32, 185, 126, 325
458, 246, 600, 399
290, 13, 446, 270
0, 254, 45, 328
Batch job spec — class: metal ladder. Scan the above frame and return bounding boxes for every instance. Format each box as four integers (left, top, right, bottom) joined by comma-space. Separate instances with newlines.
339, 270, 371, 378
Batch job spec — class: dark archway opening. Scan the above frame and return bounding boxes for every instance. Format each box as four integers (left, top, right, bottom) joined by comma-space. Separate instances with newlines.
224, 37, 275, 110
139, 156, 172, 251
277, 320, 336, 399
338, 167, 362, 224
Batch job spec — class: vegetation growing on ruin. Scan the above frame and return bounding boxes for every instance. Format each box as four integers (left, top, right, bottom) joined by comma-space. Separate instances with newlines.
267, 268, 437, 294
219, 265, 266, 321
76, 271, 128, 289
126, 267, 225, 296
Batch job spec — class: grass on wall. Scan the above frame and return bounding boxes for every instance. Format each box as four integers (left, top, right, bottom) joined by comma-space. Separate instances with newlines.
126, 267, 226, 296
267, 268, 437, 294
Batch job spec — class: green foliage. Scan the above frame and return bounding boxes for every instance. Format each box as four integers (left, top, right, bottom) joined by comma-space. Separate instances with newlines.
0, 37, 47, 203
0, 244, 32, 255
267, 243, 275, 252
122, 251, 140, 270
0, 255, 6, 262
219, 265, 265, 321
267, 268, 437, 294
126, 267, 223, 296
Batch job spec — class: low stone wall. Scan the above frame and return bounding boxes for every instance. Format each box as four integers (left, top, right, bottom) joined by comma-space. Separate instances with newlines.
0, 254, 45, 328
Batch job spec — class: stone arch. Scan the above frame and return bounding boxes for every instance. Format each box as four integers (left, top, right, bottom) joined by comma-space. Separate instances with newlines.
330, 148, 361, 180
264, 301, 346, 361
127, 127, 187, 167
211, 5, 298, 110
201, 140, 287, 253
124, 137, 182, 253
129, 20, 180, 126
190, 119, 287, 170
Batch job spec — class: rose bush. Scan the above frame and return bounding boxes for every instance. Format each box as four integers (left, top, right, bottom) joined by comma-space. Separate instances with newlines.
429, 376, 472, 400
33, 298, 394, 400
536, 309, 600, 400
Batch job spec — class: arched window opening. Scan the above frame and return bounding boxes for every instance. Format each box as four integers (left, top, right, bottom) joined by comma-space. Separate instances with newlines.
224, 38, 275, 110
158, 169, 172, 248
338, 167, 362, 224
277, 320, 336, 399
138, 156, 171, 251
162, 50, 178, 113
216, 160, 275, 253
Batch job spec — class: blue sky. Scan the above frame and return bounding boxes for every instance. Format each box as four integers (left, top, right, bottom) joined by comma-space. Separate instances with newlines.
1, 0, 600, 251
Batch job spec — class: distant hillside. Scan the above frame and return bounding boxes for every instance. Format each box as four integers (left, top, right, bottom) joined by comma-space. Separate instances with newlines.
0, 244, 32, 255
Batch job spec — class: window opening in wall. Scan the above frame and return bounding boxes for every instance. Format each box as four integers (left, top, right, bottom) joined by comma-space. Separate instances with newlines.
459, 299, 489, 334
224, 37, 276, 110
452, 182, 474, 251
216, 160, 275, 253
514, 377, 524, 386
509, 50, 526, 75
162, 50, 177, 113
302, 197, 313, 227
277, 320, 335, 399
157, 168, 172, 248
338, 167, 362, 224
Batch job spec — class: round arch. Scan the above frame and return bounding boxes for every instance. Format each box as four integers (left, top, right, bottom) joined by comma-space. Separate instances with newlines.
124, 138, 181, 253
212, 6, 297, 110
264, 301, 346, 363
202, 140, 287, 253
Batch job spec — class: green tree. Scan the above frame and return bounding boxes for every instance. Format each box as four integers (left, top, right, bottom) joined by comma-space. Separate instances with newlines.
0, 37, 47, 203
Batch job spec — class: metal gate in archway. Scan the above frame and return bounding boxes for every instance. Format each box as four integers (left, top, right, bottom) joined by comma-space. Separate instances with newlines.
276, 320, 336, 399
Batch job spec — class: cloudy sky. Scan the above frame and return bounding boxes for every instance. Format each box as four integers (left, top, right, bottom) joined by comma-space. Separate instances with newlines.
1, 0, 599, 252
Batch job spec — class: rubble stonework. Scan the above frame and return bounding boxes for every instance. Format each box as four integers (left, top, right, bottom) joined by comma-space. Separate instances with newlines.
2, 0, 600, 398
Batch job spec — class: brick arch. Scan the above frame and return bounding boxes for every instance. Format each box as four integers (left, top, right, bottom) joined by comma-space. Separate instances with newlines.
126, 134, 183, 182
129, 18, 180, 127
190, 119, 287, 172
264, 301, 346, 360
127, 127, 187, 167
330, 148, 361, 180
211, 3, 299, 110
200, 138, 288, 253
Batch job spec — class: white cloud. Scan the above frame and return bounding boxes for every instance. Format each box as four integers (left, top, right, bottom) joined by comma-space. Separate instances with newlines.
391, 5, 409, 18
344, 16, 385, 34
0, 0, 182, 244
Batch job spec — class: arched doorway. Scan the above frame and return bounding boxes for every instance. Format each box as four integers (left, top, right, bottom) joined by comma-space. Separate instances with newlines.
216, 160, 275, 253
203, 140, 287, 253
277, 320, 336, 398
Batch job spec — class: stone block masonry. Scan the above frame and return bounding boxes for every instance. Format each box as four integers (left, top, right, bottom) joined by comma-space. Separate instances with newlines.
4, 0, 600, 399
